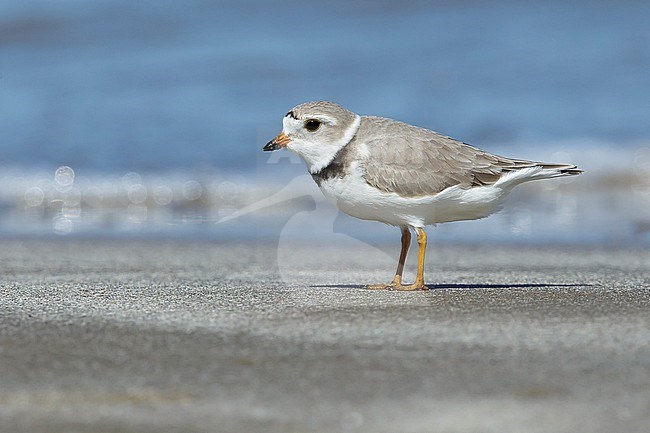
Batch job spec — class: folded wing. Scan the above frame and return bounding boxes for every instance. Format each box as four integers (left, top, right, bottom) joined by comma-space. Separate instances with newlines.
361, 118, 579, 198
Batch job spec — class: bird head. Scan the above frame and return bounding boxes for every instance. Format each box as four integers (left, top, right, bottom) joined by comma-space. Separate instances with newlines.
263, 101, 361, 174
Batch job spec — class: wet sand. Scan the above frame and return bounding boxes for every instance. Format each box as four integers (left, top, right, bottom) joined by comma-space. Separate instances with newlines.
0, 238, 648, 432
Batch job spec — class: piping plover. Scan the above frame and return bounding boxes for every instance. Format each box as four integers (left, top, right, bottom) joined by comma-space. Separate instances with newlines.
263, 101, 582, 290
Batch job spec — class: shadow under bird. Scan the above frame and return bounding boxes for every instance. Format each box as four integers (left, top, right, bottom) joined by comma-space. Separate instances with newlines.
263, 101, 582, 290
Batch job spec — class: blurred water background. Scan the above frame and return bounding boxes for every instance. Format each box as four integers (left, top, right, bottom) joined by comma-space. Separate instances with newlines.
1, 0, 649, 244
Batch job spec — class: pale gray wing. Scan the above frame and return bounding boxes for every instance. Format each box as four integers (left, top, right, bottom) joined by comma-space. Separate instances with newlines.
360, 118, 538, 197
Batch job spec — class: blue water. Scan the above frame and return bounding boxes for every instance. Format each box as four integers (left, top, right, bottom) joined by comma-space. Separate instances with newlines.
1, 0, 649, 242
1, 0, 649, 173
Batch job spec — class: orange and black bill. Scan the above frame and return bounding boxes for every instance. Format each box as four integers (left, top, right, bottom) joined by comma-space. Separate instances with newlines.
263, 132, 290, 151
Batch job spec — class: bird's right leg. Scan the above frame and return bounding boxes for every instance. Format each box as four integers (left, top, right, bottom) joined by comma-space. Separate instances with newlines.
365, 226, 411, 290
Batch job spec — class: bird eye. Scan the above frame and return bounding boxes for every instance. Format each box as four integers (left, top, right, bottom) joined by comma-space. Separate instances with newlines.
304, 119, 322, 132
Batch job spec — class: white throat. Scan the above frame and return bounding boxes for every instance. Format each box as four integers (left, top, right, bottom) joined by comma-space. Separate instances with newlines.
287, 115, 361, 174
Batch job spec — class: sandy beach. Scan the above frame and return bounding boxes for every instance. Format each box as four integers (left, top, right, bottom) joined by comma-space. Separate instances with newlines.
0, 238, 648, 433
2, 1, 649, 431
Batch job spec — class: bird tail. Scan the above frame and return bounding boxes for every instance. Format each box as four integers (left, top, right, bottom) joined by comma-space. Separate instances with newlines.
537, 163, 583, 176
494, 162, 583, 189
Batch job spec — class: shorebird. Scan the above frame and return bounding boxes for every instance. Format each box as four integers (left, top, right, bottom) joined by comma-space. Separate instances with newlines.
263, 101, 582, 290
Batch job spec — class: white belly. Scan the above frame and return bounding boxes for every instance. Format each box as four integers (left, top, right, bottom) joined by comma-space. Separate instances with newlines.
317, 166, 510, 228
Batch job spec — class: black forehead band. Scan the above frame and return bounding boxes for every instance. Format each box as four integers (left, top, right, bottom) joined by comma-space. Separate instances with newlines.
285, 110, 298, 119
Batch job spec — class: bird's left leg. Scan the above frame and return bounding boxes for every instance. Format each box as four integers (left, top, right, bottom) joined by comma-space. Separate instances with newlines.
366, 226, 411, 290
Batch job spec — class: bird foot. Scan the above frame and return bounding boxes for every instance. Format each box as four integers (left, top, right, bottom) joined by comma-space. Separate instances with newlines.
364, 282, 428, 291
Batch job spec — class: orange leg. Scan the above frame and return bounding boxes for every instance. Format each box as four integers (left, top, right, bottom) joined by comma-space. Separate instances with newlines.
366, 227, 411, 290
366, 227, 428, 291
395, 227, 427, 291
